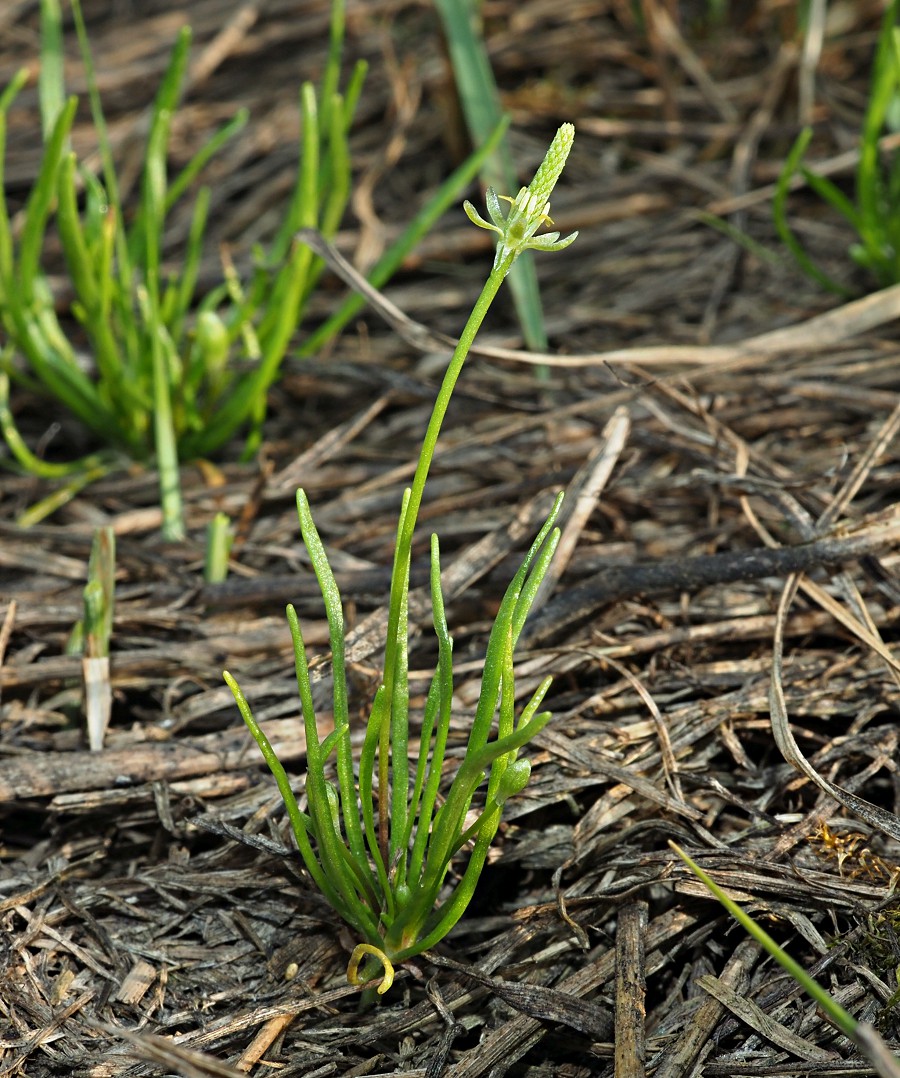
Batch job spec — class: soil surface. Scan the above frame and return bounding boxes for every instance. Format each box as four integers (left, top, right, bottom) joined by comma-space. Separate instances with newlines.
3, 1, 900, 1076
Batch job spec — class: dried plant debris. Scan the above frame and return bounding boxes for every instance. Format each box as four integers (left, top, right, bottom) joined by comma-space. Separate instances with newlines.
2, 0, 900, 1075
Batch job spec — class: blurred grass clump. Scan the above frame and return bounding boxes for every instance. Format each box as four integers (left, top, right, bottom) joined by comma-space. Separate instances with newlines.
775, 0, 900, 296
0, 0, 365, 538
0, 0, 498, 539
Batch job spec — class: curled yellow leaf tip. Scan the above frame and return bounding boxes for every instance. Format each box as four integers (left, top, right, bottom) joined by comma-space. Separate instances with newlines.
346, 943, 395, 996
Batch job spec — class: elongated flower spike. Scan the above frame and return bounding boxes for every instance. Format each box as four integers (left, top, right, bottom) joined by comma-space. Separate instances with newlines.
464, 122, 578, 274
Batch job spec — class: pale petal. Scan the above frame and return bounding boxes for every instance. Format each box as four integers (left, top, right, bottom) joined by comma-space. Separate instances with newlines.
485, 187, 506, 230
463, 200, 501, 234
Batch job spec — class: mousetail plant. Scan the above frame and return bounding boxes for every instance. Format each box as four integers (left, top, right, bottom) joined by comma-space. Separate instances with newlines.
225, 125, 578, 995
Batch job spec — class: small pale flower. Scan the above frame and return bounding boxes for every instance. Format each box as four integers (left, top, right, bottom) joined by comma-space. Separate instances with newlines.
464, 123, 578, 274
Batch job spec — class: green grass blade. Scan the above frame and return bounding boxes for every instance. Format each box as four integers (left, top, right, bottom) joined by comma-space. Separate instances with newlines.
38, 0, 66, 139
0, 67, 28, 114
83, 525, 116, 752
0, 372, 112, 479
422, 705, 552, 894
379, 490, 413, 857
410, 704, 551, 962
204, 513, 233, 583
56, 154, 136, 414
70, 0, 130, 287
19, 95, 77, 303
242, 83, 351, 456
134, 285, 183, 539
319, 93, 352, 240
887, 29, 900, 281
268, 84, 319, 263
695, 211, 781, 264
84, 526, 115, 657
401, 770, 530, 959
856, 0, 899, 261
405, 534, 454, 883
387, 551, 410, 872
188, 87, 317, 459
799, 166, 862, 232
404, 674, 444, 884
772, 128, 853, 297
298, 115, 509, 357
433, 0, 503, 163
167, 185, 210, 345
469, 497, 563, 754
454, 754, 536, 851
469, 676, 552, 843
14, 465, 111, 527
3, 298, 123, 441
671, 842, 860, 1039
56, 153, 98, 310
0, 71, 29, 287
138, 26, 191, 286
165, 109, 248, 211
511, 523, 562, 644
340, 59, 367, 134
319, 0, 344, 138
223, 670, 344, 913
284, 604, 380, 922
432, 0, 548, 355
357, 683, 392, 905
132, 30, 191, 538
296, 490, 368, 868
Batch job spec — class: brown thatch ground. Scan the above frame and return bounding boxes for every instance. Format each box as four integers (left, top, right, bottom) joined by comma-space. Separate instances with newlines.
3, 1, 900, 1075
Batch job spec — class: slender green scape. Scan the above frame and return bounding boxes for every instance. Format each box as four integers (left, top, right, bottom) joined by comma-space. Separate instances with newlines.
432, 0, 550, 360
225, 125, 577, 994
